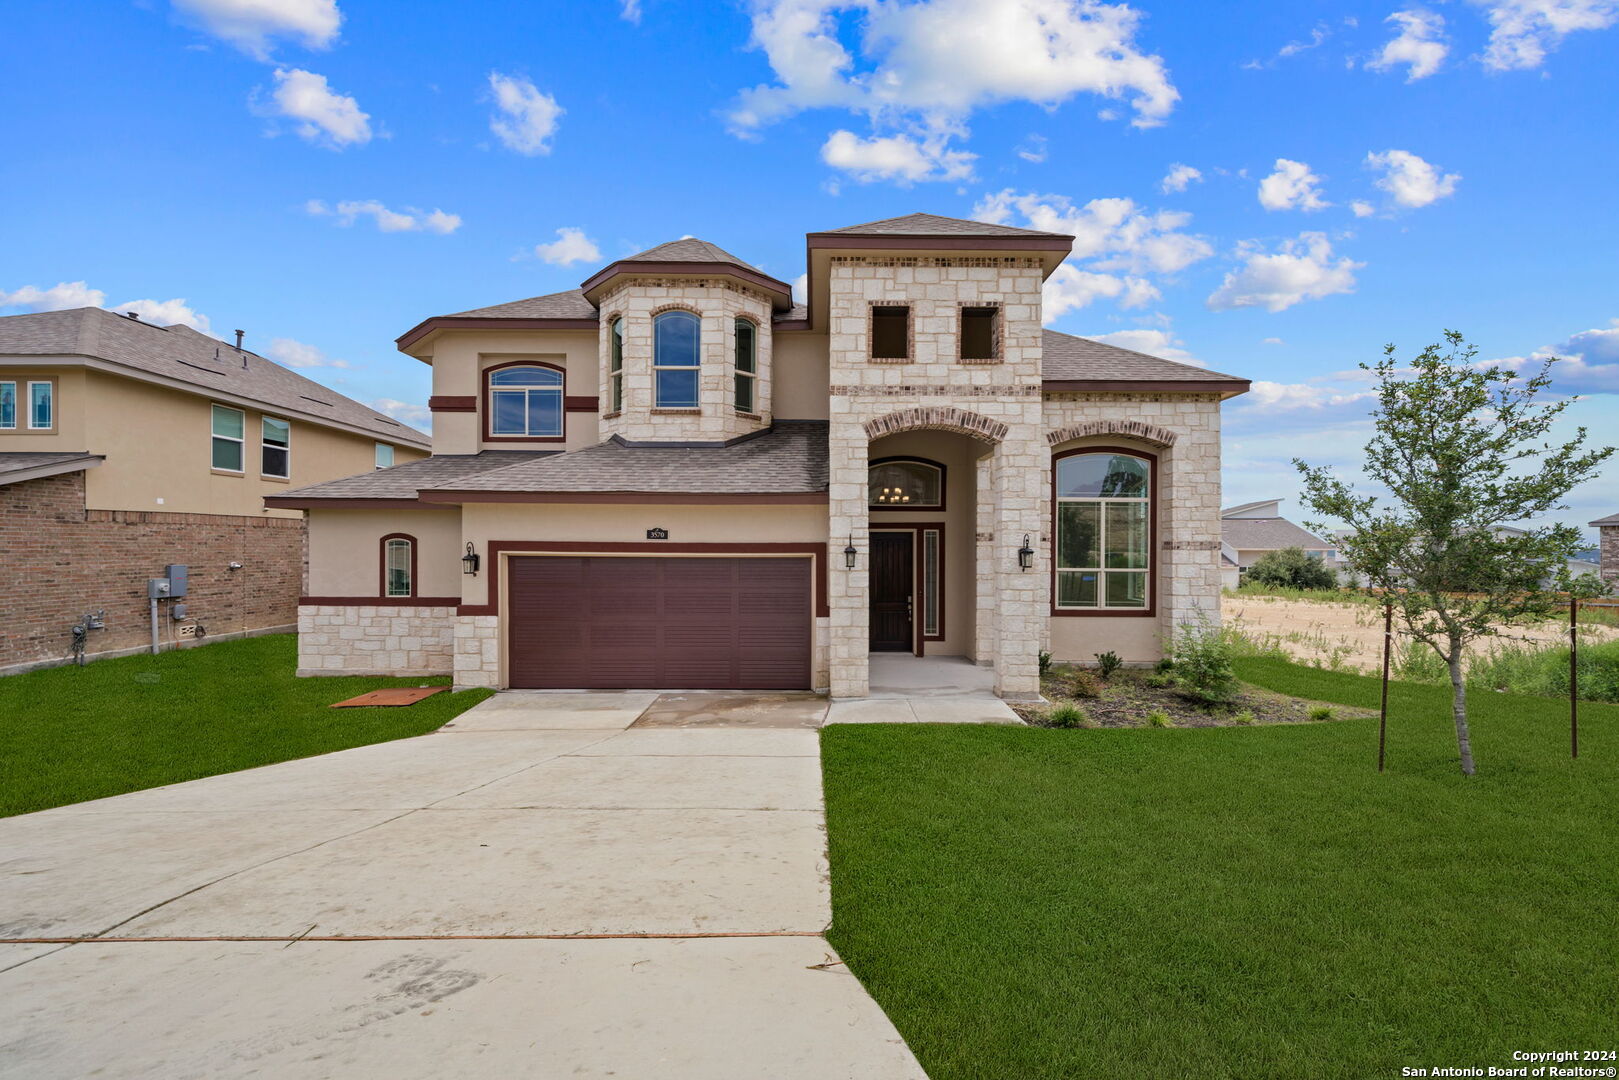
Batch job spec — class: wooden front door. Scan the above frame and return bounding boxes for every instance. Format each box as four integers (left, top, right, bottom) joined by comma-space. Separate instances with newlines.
869, 531, 914, 652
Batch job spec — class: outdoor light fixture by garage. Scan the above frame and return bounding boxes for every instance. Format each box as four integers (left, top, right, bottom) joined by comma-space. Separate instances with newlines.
462, 542, 481, 576
844, 536, 858, 570
1018, 533, 1034, 571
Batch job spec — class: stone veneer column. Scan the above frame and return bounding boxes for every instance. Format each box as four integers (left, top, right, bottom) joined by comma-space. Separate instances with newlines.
827, 416, 869, 698
990, 407, 1049, 699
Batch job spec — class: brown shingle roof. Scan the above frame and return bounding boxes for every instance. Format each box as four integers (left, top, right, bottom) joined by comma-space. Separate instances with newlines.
814, 212, 1070, 238
1222, 518, 1332, 551
622, 238, 756, 265
0, 308, 430, 447
443, 289, 598, 320
1042, 329, 1248, 388
428, 421, 829, 497
268, 451, 555, 503
1590, 512, 1619, 527
0, 451, 104, 487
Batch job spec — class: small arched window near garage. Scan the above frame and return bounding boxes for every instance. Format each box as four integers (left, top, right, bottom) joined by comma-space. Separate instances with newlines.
382, 534, 415, 598
1053, 449, 1152, 611
868, 458, 943, 509
487, 363, 564, 439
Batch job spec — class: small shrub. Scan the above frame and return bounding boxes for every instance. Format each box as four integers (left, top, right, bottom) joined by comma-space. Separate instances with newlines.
1145, 672, 1177, 689
1155, 657, 1175, 673
1048, 703, 1089, 728
1068, 670, 1102, 699
1244, 546, 1338, 591
1038, 650, 1053, 676
1169, 621, 1238, 704
1146, 710, 1174, 728
1308, 705, 1335, 721
1094, 650, 1122, 680
1232, 709, 1256, 726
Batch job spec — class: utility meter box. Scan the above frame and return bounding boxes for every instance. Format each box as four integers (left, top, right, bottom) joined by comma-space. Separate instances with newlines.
165, 565, 189, 598
147, 578, 171, 599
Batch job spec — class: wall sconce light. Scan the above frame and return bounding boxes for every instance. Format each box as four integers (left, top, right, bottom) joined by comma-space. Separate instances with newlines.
844, 536, 858, 570
1018, 533, 1034, 571
462, 542, 481, 576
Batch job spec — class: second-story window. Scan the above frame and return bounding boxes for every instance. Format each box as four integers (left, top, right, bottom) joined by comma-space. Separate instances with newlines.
488, 364, 564, 438
211, 404, 244, 472
0, 382, 15, 429
734, 318, 757, 413
871, 305, 910, 361
609, 317, 624, 413
960, 306, 999, 361
653, 310, 700, 408
261, 417, 290, 478
28, 381, 54, 429
375, 442, 394, 469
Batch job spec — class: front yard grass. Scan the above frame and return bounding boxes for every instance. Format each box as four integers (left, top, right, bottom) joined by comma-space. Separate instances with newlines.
821, 659, 1617, 1079
0, 634, 492, 817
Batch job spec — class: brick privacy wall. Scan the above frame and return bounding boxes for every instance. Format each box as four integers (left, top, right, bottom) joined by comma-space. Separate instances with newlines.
0, 470, 303, 669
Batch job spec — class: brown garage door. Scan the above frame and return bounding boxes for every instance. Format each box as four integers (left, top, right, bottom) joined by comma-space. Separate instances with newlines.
507, 555, 812, 690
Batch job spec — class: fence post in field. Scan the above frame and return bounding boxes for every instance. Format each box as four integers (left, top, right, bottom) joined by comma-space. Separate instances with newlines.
1379, 599, 1392, 773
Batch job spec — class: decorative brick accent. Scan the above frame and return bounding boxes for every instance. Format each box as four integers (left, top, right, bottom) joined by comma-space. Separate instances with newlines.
1047, 420, 1179, 448
864, 407, 1009, 444
296, 604, 455, 676
832, 384, 1041, 398
0, 470, 303, 672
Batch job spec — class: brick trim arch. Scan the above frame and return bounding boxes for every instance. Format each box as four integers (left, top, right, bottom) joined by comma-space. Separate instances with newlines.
1046, 420, 1177, 448
865, 406, 1007, 444
648, 303, 703, 318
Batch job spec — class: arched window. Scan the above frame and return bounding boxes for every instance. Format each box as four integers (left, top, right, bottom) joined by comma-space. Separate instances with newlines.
653, 310, 700, 408
1053, 450, 1152, 610
868, 458, 944, 509
734, 318, 758, 413
609, 318, 624, 413
487, 363, 564, 438
381, 534, 415, 598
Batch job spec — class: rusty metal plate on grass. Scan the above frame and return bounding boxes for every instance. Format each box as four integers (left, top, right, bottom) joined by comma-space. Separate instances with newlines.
329, 687, 449, 708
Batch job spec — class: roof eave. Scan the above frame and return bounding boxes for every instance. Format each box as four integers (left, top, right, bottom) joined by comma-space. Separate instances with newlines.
0, 454, 104, 487
1043, 378, 1252, 398
579, 260, 795, 312
396, 315, 601, 354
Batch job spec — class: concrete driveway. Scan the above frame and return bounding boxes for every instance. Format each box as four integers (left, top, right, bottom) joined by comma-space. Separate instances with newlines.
0, 692, 926, 1079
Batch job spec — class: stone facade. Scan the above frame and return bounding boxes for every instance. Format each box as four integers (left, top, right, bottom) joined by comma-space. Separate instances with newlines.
826, 257, 1049, 699
295, 604, 456, 677
1, 469, 303, 673
1600, 524, 1619, 586
454, 613, 502, 689
597, 277, 774, 444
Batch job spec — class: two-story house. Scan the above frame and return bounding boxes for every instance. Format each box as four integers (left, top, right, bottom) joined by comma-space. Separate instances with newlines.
272, 214, 1249, 699
0, 306, 430, 672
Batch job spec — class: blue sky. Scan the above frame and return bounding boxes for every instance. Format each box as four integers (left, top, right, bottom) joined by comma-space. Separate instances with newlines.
3, 0, 1615, 534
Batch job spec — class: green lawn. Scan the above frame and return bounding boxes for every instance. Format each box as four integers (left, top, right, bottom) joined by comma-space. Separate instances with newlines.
0, 634, 492, 817
821, 659, 1618, 1079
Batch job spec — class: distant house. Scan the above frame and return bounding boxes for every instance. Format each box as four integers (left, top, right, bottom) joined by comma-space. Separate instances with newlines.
1587, 513, 1619, 586
1219, 499, 1334, 589
0, 306, 431, 672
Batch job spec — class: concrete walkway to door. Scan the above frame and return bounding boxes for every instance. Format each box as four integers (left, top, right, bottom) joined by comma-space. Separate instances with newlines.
0, 692, 926, 1079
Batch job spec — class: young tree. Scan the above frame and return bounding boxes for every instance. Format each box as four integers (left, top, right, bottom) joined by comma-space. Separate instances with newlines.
1295, 331, 1612, 775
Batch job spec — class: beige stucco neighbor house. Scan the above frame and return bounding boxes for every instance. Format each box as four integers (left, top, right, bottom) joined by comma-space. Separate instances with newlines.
1219, 498, 1337, 588
0, 306, 429, 671
272, 214, 1250, 699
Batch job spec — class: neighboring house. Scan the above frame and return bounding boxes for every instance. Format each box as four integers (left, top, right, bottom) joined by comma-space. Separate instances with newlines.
1588, 514, 1619, 586
271, 214, 1250, 699
1219, 499, 1334, 588
0, 307, 430, 672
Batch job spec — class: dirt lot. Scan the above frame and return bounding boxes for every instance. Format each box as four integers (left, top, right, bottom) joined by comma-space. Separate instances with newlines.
1220, 594, 1615, 672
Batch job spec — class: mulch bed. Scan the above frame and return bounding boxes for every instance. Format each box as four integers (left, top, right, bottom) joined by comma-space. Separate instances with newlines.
1014, 665, 1376, 728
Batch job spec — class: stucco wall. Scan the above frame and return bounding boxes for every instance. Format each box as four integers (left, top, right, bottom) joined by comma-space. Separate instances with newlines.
1042, 392, 1224, 666
772, 331, 830, 420
305, 508, 464, 599
426, 329, 600, 455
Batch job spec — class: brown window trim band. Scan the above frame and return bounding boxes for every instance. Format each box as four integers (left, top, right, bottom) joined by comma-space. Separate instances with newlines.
420, 490, 828, 505
300, 596, 462, 607
459, 541, 830, 618
428, 396, 476, 413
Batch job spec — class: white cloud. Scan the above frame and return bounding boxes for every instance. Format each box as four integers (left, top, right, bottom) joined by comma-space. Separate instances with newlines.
487, 72, 562, 156
267, 68, 371, 147
1279, 24, 1330, 56
792, 273, 808, 303
372, 397, 432, 431
171, 0, 341, 58
1160, 163, 1202, 194
621, 0, 642, 22
1350, 199, 1376, 218
1366, 149, 1461, 208
1016, 134, 1048, 163
1367, 9, 1449, 80
533, 227, 602, 266
975, 189, 1213, 274
111, 298, 212, 332
1206, 232, 1362, 313
820, 129, 975, 183
1084, 327, 1199, 364
267, 336, 349, 368
1243, 379, 1376, 412
0, 281, 107, 312
307, 199, 461, 233
1262, 336, 1285, 345
1257, 158, 1330, 212
1042, 265, 1157, 322
1473, 0, 1618, 71
1494, 318, 1619, 394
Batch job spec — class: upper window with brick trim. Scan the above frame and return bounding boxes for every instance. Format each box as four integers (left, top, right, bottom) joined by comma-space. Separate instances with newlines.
959, 306, 999, 361
654, 310, 700, 408
870, 306, 909, 360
